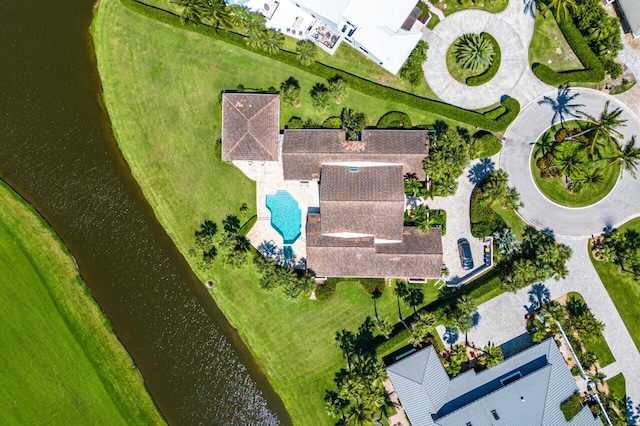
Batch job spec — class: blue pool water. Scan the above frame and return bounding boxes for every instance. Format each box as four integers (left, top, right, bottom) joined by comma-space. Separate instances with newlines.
265, 190, 301, 244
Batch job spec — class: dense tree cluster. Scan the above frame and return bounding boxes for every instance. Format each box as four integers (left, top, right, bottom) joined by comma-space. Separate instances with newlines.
572, 0, 623, 79
470, 170, 522, 237
500, 227, 572, 292
592, 227, 640, 279
399, 41, 429, 86
423, 126, 472, 197
404, 207, 446, 234
191, 213, 251, 270
254, 254, 315, 300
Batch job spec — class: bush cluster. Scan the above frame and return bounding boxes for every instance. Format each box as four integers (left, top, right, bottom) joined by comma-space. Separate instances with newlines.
122, 0, 520, 132
470, 188, 507, 238
314, 278, 338, 301
399, 41, 429, 86
470, 132, 501, 158
359, 278, 386, 296
531, 16, 604, 85
560, 392, 583, 422
466, 34, 501, 86
536, 153, 561, 179
376, 111, 412, 129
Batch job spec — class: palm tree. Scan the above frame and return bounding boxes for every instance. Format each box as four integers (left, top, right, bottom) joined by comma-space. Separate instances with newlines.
409, 312, 436, 347
534, 132, 557, 157
454, 33, 494, 71
171, 0, 204, 25
245, 14, 266, 48
555, 147, 588, 178
574, 101, 627, 157
590, 371, 607, 392
493, 228, 520, 257
260, 29, 284, 54
296, 39, 316, 66
603, 135, 640, 178
346, 403, 376, 426
477, 342, 504, 369
539, 0, 577, 21
375, 318, 393, 340
228, 4, 252, 27
580, 168, 604, 188
200, 0, 233, 30
404, 176, 423, 197
502, 187, 524, 210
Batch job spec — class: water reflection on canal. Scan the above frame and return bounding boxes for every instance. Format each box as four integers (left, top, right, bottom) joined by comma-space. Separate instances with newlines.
0, 0, 289, 424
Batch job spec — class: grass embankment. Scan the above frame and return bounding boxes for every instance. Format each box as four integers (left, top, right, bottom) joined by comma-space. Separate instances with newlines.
589, 218, 640, 351
528, 11, 582, 72
92, 0, 464, 423
435, 0, 508, 16
0, 181, 163, 425
607, 374, 626, 400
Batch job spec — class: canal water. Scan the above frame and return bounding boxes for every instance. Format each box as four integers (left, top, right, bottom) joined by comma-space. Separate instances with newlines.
0, 1, 290, 424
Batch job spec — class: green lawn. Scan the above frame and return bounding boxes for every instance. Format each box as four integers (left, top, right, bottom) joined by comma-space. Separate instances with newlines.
528, 12, 582, 72
531, 122, 620, 207
607, 374, 626, 399
435, 0, 508, 16
92, 0, 463, 423
589, 218, 640, 351
566, 292, 615, 368
0, 181, 163, 425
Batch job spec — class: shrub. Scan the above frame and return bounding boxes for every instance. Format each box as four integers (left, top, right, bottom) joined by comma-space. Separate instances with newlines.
536, 153, 561, 179
467, 33, 501, 86
471, 133, 501, 158
560, 392, 583, 422
327, 76, 347, 105
315, 278, 337, 301
470, 182, 507, 238
340, 108, 366, 140
359, 278, 386, 296
286, 116, 303, 129
280, 77, 301, 107
399, 40, 429, 86
296, 39, 316, 66
377, 111, 412, 129
310, 83, 330, 109
555, 128, 569, 143
454, 33, 494, 71
122, 0, 520, 131
322, 116, 342, 128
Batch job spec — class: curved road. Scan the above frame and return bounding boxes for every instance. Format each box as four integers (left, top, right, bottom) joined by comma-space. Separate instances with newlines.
500, 88, 640, 238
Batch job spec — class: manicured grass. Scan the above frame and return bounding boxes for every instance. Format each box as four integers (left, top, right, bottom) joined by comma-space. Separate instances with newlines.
531, 122, 620, 207
0, 181, 163, 425
528, 12, 582, 72
92, 1, 460, 423
566, 292, 615, 368
435, 0, 508, 16
607, 374, 626, 399
589, 218, 640, 351
491, 199, 527, 237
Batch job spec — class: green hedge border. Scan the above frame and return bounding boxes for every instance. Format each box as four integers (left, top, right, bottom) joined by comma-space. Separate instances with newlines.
531, 15, 604, 85
122, 0, 520, 132
467, 33, 501, 87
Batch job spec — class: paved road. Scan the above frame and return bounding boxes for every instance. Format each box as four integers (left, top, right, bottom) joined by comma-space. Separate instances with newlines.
500, 88, 640, 238
436, 238, 640, 420
423, 0, 552, 109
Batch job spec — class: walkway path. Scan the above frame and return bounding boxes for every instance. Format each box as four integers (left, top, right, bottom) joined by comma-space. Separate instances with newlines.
500, 87, 640, 238
423, 0, 551, 109
436, 238, 640, 418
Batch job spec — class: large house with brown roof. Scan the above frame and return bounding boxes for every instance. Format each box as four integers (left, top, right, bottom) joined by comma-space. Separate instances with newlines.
221, 93, 443, 280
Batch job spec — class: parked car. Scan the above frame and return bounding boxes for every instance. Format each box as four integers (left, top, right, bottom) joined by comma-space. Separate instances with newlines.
458, 238, 474, 270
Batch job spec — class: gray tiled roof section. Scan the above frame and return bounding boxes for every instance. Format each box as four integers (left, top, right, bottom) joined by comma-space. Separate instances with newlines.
387, 346, 449, 426
618, 0, 640, 36
386, 339, 602, 426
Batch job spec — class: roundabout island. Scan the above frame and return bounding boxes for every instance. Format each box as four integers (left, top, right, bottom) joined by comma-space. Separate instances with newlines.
501, 88, 640, 238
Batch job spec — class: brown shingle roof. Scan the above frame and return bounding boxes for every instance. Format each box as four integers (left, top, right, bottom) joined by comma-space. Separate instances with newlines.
221, 93, 280, 161
319, 165, 404, 239
307, 215, 443, 278
282, 129, 428, 180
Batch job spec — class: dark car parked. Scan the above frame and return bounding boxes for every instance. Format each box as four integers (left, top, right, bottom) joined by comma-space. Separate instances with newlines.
458, 238, 474, 270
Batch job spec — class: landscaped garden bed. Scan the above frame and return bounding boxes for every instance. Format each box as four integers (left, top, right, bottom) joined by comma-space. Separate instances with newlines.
433, 0, 508, 16
446, 32, 500, 86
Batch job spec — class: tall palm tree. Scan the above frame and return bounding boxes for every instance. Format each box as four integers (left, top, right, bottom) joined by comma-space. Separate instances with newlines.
296, 39, 316, 66
375, 318, 393, 340
590, 371, 607, 392
477, 342, 504, 369
228, 4, 252, 27
200, 0, 233, 30
245, 14, 266, 48
260, 29, 284, 54
555, 147, 588, 178
574, 101, 627, 157
346, 402, 376, 426
171, 0, 204, 25
581, 167, 604, 188
603, 135, 640, 178
539, 0, 577, 22
404, 176, 423, 197
493, 228, 520, 256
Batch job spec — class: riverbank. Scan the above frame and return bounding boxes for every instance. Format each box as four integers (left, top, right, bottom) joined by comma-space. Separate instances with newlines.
0, 180, 163, 424
91, 0, 450, 423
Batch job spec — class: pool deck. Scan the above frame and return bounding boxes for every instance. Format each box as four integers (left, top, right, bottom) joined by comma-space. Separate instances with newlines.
234, 158, 319, 267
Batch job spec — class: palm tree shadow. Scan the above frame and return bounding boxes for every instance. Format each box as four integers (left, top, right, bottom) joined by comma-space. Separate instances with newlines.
523, 0, 536, 17
626, 396, 640, 425
443, 327, 459, 346
467, 158, 495, 184
525, 283, 551, 312
537, 86, 584, 127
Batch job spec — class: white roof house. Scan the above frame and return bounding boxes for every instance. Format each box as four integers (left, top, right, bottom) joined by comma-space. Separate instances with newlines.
235, 0, 425, 75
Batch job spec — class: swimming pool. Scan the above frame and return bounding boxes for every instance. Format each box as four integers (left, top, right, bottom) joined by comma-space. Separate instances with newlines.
265, 190, 302, 244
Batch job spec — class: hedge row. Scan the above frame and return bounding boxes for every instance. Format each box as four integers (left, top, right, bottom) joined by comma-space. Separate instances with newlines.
467, 33, 501, 87
531, 16, 604, 85
123, 0, 520, 132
